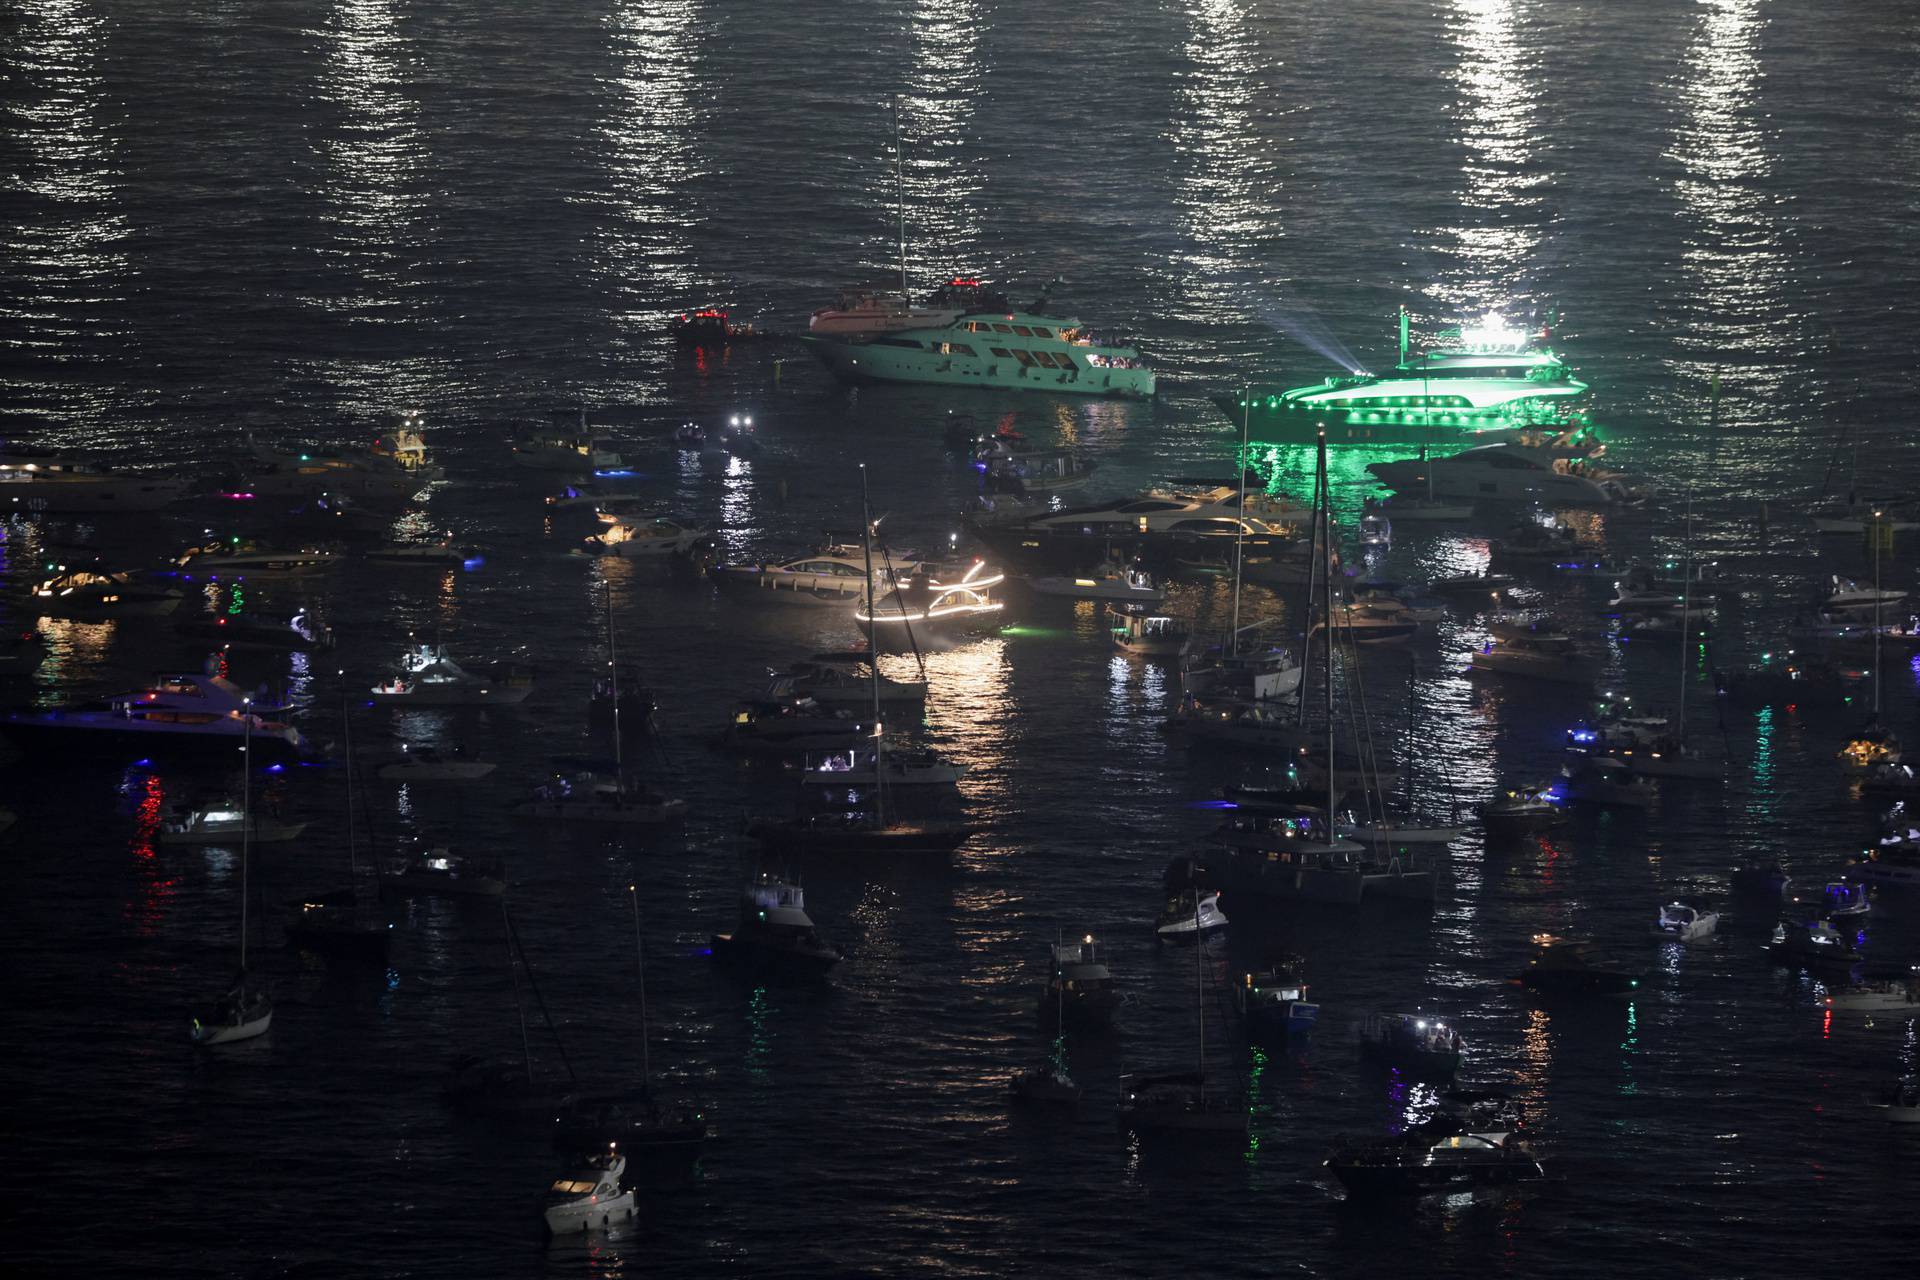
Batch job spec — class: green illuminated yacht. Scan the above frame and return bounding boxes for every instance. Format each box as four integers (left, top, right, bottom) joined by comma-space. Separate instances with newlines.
1218, 309, 1591, 445
805, 312, 1154, 399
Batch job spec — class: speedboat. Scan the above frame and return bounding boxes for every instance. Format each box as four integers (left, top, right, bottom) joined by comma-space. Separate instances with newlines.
857, 560, 1005, 647
1042, 934, 1122, 1029
1154, 889, 1227, 943
1358, 506, 1391, 547
29, 568, 184, 619
365, 537, 476, 568
374, 744, 497, 781
1369, 428, 1643, 507
512, 414, 623, 473
580, 515, 711, 559
1516, 935, 1643, 1000
379, 848, 506, 898
713, 543, 917, 607
710, 874, 843, 977
1561, 757, 1655, 809
173, 539, 341, 579
668, 306, 762, 345
1609, 564, 1687, 612
1878, 1079, 1920, 1125
1492, 519, 1579, 565
1471, 625, 1597, 685
159, 801, 307, 846
1235, 961, 1318, 1037
1653, 899, 1718, 942
1324, 1095, 1544, 1199
806, 307, 1155, 399
510, 774, 687, 826
800, 745, 962, 790
1824, 575, 1907, 615
1023, 561, 1164, 605
1358, 1012, 1463, 1080
1810, 879, 1871, 919
1826, 966, 1920, 1019
370, 643, 534, 706
977, 442, 1097, 496
720, 696, 873, 756
1768, 916, 1861, 970
243, 425, 439, 502
1111, 605, 1190, 658
1, 673, 308, 760
1223, 309, 1594, 445
1478, 783, 1562, 834
172, 609, 334, 653
1320, 598, 1419, 647
542, 1147, 636, 1235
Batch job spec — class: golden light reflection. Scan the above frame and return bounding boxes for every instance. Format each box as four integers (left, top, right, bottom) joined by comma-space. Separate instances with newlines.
901, 0, 987, 281
593, 0, 708, 307
917, 636, 1013, 860
1666, 0, 1792, 384
1437, 0, 1543, 309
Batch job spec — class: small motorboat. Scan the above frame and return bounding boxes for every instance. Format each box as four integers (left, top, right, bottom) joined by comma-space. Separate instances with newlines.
374, 744, 497, 781
1471, 628, 1598, 685
710, 874, 843, 977
1562, 757, 1655, 810
1653, 899, 1718, 943
172, 609, 335, 652
365, 537, 477, 568
158, 801, 307, 846
580, 515, 711, 559
1812, 879, 1871, 920
1110, 605, 1191, 659
173, 539, 341, 579
542, 1147, 636, 1235
1767, 916, 1861, 970
1042, 933, 1123, 1030
1234, 961, 1318, 1038
1024, 561, 1164, 605
380, 848, 506, 899
1154, 888, 1227, 943
1877, 1078, 1920, 1126
370, 643, 535, 706
1008, 1058, 1083, 1107
1478, 783, 1562, 834
799, 745, 963, 790
1358, 1012, 1463, 1080
1516, 935, 1643, 1000
668, 307, 765, 346
1324, 1097, 1544, 1199
0, 630, 47, 677
1358, 505, 1392, 547
1824, 575, 1907, 615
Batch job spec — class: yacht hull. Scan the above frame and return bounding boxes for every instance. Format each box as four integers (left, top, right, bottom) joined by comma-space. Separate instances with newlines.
806, 337, 1154, 399
0, 718, 307, 761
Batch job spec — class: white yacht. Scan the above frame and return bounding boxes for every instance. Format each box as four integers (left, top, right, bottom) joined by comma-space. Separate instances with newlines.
543, 1148, 636, 1235
1823, 575, 1907, 615
31, 568, 184, 619
0, 450, 187, 512
365, 537, 475, 568
808, 285, 961, 337
1368, 430, 1642, 506
714, 544, 918, 607
1470, 626, 1597, 685
1826, 967, 1920, 1018
1155, 889, 1227, 942
2, 674, 308, 759
511, 414, 624, 473
969, 483, 1312, 560
160, 802, 307, 845
807, 309, 1155, 399
1653, 900, 1718, 942
857, 560, 1005, 645
244, 425, 436, 503
801, 745, 963, 789
174, 540, 342, 579
374, 744, 497, 781
580, 515, 711, 559
370, 643, 534, 706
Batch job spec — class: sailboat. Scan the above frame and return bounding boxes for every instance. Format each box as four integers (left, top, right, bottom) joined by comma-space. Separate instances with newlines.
446, 899, 578, 1117
1840, 505, 1902, 774
1604, 502, 1724, 782
745, 466, 972, 855
1011, 942, 1083, 1106
1117, 897, 1247, 1138
511, 583, 688, 825
553, 886, 708, 1156
189, 706, 273, 1045
284, 694, 391, 964
1810, 432, 1918, 535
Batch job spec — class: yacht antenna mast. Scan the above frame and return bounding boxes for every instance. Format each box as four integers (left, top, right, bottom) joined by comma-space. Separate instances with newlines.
608, 581, 624, 795
1319, 432, 1336, 830
241, 699, 252, 972
1677, 497, 1693, 740
1232, 386, 1249, 656
860, 465, 886, 824
629, 884, 650, 1092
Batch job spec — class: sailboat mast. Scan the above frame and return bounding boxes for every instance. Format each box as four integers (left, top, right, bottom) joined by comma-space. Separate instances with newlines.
1874, 506, 1883, 717
1319, 433, 1336, 828
1232, 387, 1249, 655
1677, 499, 1693, 739
240, 700, 252, 971
343, 688, 358, 885
504, 898, 533, 1084
608, 581, 624, 784
1194, 894, 1205, 1090
860, 465, 885, 822
629, 884, 650, 1090
893, 95, 908, 298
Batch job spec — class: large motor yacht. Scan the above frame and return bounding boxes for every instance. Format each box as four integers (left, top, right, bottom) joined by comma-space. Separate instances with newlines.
713, 543, 919, 607
968, 483, 1312, 567
1, 673, 308, 759
1368, 428, 1642, 507
0, 448, 187, 513
806, 309, 1155, 399
807, 284, 962, 338
1220, 309, 1593, 446
30, 568, 185, 619
511, 412, 624, 474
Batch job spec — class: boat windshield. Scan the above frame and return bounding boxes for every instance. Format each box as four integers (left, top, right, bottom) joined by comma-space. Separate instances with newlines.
549, 1179, 597, 1195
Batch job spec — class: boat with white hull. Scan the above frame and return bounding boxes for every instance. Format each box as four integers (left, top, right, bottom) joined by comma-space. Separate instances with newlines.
0, 453, 187, 512
807, 309, 1155, 399
2, 674, 308, 760
1369, 431, 1642, 507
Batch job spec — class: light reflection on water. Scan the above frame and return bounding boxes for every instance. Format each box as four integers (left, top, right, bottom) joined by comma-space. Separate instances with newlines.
901, 0, 987, 281
1437, 0, 1543, 309
317, 0, 425, 274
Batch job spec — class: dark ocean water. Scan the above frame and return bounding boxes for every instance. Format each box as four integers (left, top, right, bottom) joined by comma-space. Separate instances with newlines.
4, 1, 1919, 1275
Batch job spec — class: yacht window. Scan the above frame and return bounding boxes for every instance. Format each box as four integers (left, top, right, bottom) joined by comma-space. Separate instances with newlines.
989, 347, 1012, 358
1011, 325, 1034, 337
551, 1180, 597, 1195
1031, 350, 1060, 368
1012, 350, 1036, 367
1115, 500, 1182, 514
1028, 326, 1053, 339
870, 336, 922, 349
1052, 350, 1078, 368
993, 323, 1014, 334
936, 342, 977, 357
